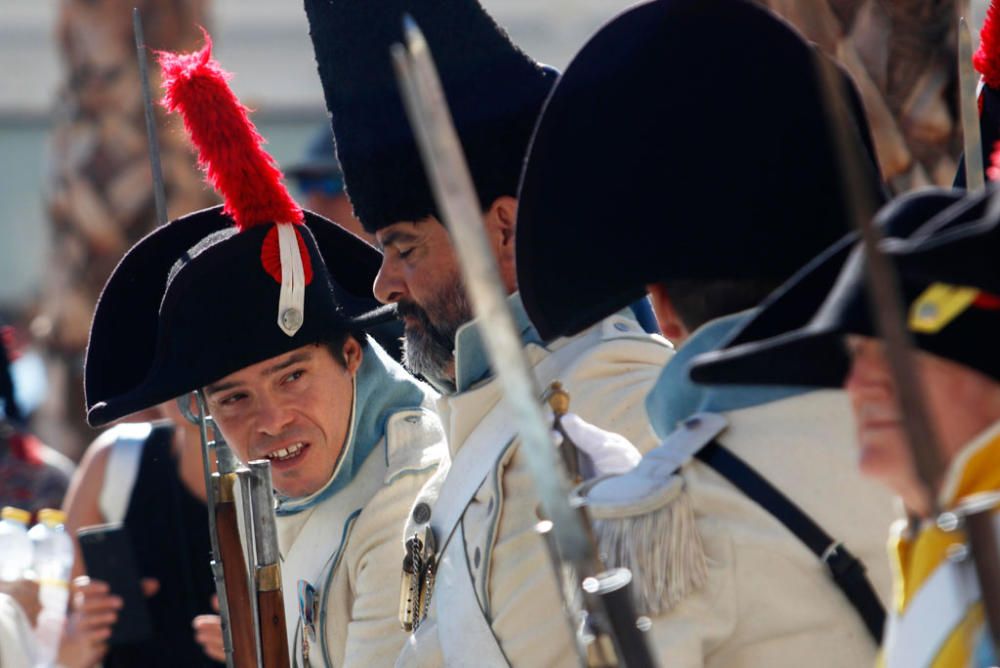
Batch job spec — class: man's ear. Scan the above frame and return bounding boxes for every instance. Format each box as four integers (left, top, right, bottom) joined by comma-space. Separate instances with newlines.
485, 195, 518, 293
342, 336, 363, 376
646, 282, 690, 344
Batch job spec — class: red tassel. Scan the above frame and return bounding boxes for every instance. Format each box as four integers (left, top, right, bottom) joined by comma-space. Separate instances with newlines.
975, 0, 1000, 88
157, 30, 303, 231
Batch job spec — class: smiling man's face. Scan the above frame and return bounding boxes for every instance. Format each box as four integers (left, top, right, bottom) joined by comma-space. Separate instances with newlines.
204, 340, 361, 498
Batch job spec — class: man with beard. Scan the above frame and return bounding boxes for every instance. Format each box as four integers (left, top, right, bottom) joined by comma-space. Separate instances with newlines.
79, 38, 446, 667
304, 0, 671, 664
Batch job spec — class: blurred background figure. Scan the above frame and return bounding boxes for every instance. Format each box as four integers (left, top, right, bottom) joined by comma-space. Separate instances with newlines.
759, 0, 985, 193
0, 321, 74, 514
29, 0, 216, 459
61, 400, 220, 667
286, 124, 375, 245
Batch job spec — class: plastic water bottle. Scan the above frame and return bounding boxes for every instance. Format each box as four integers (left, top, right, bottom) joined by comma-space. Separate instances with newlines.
0, 506, 33, 581
29, 509, 74, 667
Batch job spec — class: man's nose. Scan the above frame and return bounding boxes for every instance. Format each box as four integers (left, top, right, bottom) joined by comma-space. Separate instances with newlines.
373, 255, 406, 305
255, 396, 294, 436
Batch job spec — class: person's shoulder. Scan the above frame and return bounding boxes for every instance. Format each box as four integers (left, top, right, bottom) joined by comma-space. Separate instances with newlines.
577, 413, 729, 616
383, 407, 448, 485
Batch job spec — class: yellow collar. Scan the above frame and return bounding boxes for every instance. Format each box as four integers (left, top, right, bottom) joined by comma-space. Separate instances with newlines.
937, 419, 1000, 508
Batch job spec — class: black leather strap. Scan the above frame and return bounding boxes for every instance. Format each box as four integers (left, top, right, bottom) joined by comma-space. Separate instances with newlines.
694, 440, 886, 643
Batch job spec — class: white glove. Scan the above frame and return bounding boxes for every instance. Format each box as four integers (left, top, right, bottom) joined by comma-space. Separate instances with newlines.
552, 412, 642, 477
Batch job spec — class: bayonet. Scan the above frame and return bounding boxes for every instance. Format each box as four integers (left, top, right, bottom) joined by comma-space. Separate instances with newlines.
958, 14, 985, 191
132, 7, 169, 227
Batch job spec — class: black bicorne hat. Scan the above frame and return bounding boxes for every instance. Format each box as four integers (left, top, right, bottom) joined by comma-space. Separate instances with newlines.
886, 187, 1000, 295
304, 0, 557, 233
85, 207, 386, 427
515, 0, 885, 341
688, 186, 1000, 387
84, 36, 388, 427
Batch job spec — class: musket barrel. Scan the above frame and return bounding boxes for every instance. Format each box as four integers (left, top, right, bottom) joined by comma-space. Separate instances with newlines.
189, 392, 237, 668
214, 432, 260, 668
247, 460, 289, 668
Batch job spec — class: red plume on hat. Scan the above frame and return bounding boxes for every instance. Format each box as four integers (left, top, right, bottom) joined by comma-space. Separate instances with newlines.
157, 31, 313, 335
975, 1, 1000, 89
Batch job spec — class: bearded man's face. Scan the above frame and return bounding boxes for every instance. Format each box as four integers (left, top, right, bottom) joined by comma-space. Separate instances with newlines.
373, 218, 474, 387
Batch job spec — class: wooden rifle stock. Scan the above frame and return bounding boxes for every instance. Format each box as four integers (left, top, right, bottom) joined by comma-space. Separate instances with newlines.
256, 583, 289, 668
216, 473, 260, 668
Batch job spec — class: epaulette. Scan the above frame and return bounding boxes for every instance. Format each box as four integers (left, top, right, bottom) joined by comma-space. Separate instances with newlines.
575, 413, 727, 615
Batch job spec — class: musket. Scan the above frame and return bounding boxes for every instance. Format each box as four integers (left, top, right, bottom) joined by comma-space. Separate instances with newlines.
813, 50, 1000, 656
204, 405, 261, 668
246, 461, 290, 668
390, 17, 656, 667
958, 12, 985, 192
132, 7, 168, 228
184, 393, 263, 668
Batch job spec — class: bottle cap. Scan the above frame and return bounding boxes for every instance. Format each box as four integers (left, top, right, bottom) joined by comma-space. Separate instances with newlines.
36, 509, 66, 527
1, 506, 30, 524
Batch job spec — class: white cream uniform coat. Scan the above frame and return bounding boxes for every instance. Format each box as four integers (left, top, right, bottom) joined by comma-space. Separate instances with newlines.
581, 313, 898, 667
396, 295, 671, 667
268, 340, 446, 667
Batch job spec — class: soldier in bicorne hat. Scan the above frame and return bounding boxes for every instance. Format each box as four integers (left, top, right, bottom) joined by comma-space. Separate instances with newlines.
690, 181, 1000, 667
81, 35, 447, 667
303, 0, 671, 664
514, 0, 900, 665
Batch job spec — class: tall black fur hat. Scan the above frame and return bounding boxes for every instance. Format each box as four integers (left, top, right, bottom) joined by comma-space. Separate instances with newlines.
515, 0, 885, 341
84, 37, 387, 427
688, 187, 1000, 387
304, 0, 557, 233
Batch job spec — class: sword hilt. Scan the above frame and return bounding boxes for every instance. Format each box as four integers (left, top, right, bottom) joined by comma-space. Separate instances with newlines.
545, 381, 582, 485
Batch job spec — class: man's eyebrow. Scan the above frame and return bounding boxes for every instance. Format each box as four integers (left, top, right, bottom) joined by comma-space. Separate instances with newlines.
378, 229, 419, 251
262, 351, 313, 377
205, 380, 240, 397
205, 351, 313, 396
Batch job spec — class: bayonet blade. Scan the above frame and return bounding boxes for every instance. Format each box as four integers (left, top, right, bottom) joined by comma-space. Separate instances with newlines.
959, 15, 985, 191
133, 7, 169, 227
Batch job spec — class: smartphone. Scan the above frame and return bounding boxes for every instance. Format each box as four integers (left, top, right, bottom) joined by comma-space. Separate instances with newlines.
77, 523, 153, 645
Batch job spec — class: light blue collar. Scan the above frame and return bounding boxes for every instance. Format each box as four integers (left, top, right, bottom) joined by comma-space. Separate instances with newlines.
645, 311, 812, 440
449, 292, 543, 394
276, 337, 435, 516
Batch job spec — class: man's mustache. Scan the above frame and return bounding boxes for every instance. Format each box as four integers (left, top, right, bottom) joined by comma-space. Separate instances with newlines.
396, 300, 430, 325
396, 299, 456, 350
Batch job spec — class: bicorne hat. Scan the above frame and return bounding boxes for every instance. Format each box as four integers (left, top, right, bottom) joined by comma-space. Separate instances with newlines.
304, 0, 557, 233
515, 0, 885, 341
84, 35, 387, 427
688, 186, 1000, 387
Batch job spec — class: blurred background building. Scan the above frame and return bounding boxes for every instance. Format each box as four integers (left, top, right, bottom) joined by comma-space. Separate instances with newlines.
0, 0, 990, 458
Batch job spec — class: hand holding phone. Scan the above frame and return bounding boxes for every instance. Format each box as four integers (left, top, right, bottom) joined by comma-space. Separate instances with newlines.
77, 523, 153, 645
